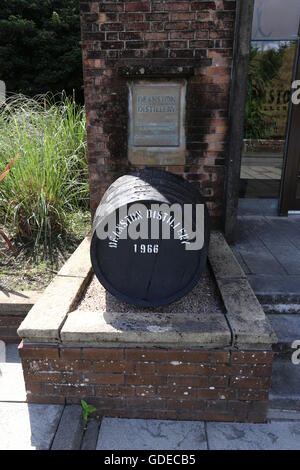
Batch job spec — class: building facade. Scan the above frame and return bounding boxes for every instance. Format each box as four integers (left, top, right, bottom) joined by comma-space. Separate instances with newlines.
80, 0, 300, 237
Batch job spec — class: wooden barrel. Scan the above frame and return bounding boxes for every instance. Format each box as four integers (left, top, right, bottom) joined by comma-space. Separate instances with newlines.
91, 169, 210, 307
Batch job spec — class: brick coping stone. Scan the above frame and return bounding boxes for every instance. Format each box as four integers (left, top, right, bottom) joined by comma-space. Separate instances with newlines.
17, 232, 277, 422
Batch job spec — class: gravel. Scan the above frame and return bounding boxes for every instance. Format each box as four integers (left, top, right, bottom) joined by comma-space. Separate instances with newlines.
77, 265, 225, 315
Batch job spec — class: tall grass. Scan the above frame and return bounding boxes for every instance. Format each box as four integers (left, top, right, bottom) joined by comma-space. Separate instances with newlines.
0, 93, 89, 254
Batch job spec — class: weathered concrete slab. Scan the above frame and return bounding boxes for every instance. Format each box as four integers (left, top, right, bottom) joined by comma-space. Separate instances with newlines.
97, 418, 207, 450
0, 403, 63, 450
61, 308, 231, 348
18, 237, 92, 343
209, 231, 247, 280
81, 420, 100, 450
206, 421, 300, 450
0, 290, 41, 315
210, 232, 276, 349
0, 363, 26, 402
51, 405, 84, 450
217, 278, 277, 348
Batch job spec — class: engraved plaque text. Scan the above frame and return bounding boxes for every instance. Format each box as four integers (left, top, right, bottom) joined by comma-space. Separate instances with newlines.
128, 81, 186, 166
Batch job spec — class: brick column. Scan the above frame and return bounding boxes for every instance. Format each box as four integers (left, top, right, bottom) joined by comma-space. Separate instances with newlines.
80, 0, 237, 228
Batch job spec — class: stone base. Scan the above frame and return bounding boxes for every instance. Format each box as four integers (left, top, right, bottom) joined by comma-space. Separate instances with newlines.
17, 232, 277, 423
19, 342, 273, 423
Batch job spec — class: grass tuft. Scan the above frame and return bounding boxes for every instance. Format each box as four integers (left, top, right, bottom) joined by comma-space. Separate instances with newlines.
0, 93, 89, 256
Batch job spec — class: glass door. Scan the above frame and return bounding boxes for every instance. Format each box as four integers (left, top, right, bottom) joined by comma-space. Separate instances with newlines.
280, 41, 300, 214
239, 0, 300, 213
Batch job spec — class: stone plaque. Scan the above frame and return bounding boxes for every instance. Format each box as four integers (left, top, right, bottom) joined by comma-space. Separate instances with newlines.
128, 81, 186, 166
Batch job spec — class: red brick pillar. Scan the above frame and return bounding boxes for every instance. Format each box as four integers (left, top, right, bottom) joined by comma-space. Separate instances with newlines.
80, 0, 237, 227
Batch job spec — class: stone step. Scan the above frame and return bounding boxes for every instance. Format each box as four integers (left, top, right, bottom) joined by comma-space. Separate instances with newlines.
270, 357, 300, 411
264, 303, 300, 314
267, 314, 300, 357
247, 275, 300, 307
267, 409, 300, 421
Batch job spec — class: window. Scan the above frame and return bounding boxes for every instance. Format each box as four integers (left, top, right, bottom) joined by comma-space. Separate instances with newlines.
252, 0, 300, 41
240, 1, 300, 201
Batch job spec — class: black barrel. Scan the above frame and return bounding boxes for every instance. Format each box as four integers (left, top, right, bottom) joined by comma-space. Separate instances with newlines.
91, 169, 210, 307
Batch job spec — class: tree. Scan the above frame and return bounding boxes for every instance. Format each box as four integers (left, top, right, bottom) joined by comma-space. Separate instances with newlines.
0, 1, 83, 101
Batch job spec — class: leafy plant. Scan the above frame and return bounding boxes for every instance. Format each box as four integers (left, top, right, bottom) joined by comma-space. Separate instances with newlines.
0, 93, 88, 257
81, 399, 97, 426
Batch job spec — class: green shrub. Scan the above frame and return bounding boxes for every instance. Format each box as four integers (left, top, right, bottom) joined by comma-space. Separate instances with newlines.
0, 93, 88, 253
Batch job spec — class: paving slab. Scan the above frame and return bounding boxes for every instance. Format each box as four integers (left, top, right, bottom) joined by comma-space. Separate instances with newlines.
231, 216, 300, 303
97, 418, 207, 450
51, 405, 84, 450
268, 315, 300, 349
237, 248, 286, 276
206, 421, 300, 450
270, 359, 300, 400
0, 403, 63, 450
81, 420, 100, 450
0, 363, 26, 402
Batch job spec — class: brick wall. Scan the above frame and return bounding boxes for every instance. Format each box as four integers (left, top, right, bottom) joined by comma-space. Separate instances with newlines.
20, 343, 273, 423
0, 315, 25, 343
80, 0, 237, 227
